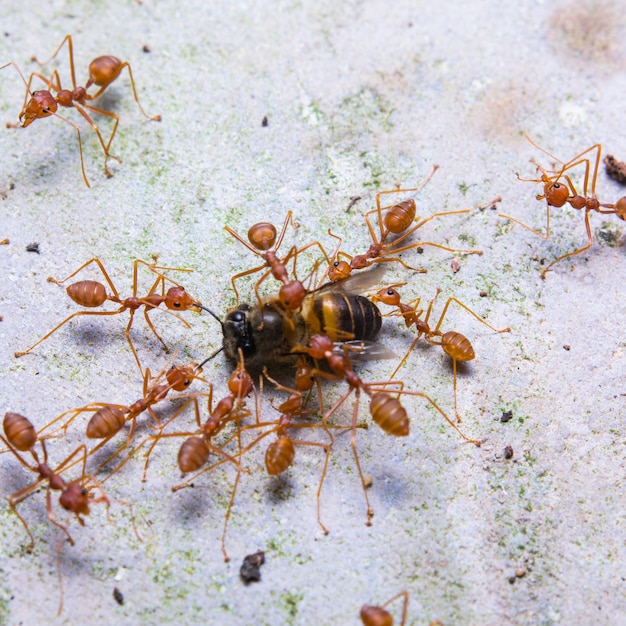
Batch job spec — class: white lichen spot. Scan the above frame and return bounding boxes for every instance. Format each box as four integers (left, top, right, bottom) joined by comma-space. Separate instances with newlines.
558, 101, 587, 127
114, 566, 127, 582
300, 92, 323, 127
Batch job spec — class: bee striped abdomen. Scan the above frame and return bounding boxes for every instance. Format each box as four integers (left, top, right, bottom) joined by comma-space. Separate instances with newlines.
312, 294, 381, 342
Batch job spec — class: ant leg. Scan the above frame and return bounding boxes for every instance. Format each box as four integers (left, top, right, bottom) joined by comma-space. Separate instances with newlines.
31, 35, 78, 89
230, 263, 270, 305
15, 309, 125, 358
540, 210, 594, 279
87, 61, 161, 121
432, 297, 511, 335
45, 111, 91, 187
389, 334, 421, 381
48, 257, 120, 298
73, 103, 122, 178
44, 488, 75, 546
383, 590, 410, 626
348, 389, 374, 525
396, 389, 481, 446
141, 397, 204, 480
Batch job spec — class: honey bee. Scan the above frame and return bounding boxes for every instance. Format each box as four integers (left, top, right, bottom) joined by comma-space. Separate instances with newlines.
221, 267, 386, 368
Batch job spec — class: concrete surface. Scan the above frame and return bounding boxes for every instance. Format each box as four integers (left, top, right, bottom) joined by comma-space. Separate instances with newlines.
0, 1, 625, 624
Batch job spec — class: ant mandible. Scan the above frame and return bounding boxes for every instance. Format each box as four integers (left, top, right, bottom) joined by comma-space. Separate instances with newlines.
1, 34, 160, 186
499, 133, 626, 278
14, 258, 204, 376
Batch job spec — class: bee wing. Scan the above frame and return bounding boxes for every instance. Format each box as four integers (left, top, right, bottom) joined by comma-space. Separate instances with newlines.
314, 266, 387, 297
334, 340, 396, 362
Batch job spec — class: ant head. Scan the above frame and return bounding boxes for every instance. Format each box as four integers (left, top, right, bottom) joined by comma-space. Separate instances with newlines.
248, 222, 277, 251
278, 280, 306, 310
59, 482, 91, 517
19, 91, 58, 126
228, 350, 254, 398
371, 285, 403, 306
303, 334, 334, 359
542, 178, 569, 207
166, 363, 197, 391
164, 286, 201, 311
328, 260, 351, 282
615, 197, 626, 221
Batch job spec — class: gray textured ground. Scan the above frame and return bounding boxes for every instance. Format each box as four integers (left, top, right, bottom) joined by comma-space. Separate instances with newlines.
0, 1, 625, 625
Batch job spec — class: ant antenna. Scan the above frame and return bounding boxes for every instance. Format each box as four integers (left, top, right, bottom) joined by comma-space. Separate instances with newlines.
198, 304, 224, 330
197, 346, 225, 371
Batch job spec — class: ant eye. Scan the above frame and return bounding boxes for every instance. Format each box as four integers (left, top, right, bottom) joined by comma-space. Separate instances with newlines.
554, 183, 561, 189
387, 289, 394, 295
173, 301, 181, 308
333, 261, 340, 267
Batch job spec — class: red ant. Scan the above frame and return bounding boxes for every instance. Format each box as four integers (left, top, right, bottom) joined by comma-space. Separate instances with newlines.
499, 133, 626, 278
38, 357, 205, 479
361, 590, 409, 626
225, 211, 330, 314
236, 357, 342, 534
168, 353, 256, 561
14, 258, 204, 375
326, 167, 491, 282
1, 34, 160, 186
296, 333, 480, 525
372, 284, 510, 422
1, 412, 109, 551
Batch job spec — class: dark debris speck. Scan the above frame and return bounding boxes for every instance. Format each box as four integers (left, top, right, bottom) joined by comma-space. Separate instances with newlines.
113, 587, 124, 605
501, 410, 513, 423
604, 154, 626, 185
240, 550, 265, 583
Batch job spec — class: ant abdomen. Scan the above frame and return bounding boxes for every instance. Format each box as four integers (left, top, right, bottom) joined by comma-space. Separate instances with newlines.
384, 199, 416, 234
265, 436, 295, 475
441, 331, 474, 362
3, 412, 37, 451
178, 436, 210, 473
360, 604, 394, 626
86, 405, 126, 439
87, 56, 122, 88
369, 393, 409, 437
247, 222, 277, 251
66, 280, 108, 307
